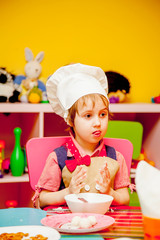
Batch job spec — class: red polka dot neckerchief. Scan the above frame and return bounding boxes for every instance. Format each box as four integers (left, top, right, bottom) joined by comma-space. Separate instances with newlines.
64, 138, 107, 172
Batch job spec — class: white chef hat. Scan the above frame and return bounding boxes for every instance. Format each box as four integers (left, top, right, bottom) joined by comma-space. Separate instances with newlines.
46, 63, 108, 120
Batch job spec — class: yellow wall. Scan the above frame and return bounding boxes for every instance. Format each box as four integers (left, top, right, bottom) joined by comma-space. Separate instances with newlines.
0, 0, 160, 103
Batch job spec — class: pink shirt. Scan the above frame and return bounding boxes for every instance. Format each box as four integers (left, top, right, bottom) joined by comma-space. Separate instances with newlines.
32, 136, 130, 207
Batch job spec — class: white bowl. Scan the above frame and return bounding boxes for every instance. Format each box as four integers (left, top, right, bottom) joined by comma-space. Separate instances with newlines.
64, 193, 113, 215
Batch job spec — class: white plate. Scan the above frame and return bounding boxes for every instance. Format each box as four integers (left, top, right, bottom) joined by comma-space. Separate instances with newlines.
0, 225, 60, 240
41, 213, 115, 233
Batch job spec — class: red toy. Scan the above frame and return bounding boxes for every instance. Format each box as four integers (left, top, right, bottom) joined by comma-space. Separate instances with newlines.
0, 140, 5, 178
2, 158, 10, 173
5, 200, 18, 208
151, 95, 160, 103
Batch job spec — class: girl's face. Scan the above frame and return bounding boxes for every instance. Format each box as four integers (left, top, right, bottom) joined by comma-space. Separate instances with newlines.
71, 95, 109, 152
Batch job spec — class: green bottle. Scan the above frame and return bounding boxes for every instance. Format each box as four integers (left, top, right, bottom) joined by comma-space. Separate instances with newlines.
10, 127, 25, 176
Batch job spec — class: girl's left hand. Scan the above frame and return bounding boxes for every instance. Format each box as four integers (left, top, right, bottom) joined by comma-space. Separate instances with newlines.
69, 166, 86, 194
96, 162, 111, 194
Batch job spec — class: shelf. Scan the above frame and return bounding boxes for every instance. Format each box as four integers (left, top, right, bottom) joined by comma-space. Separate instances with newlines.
0, 103, 160, 113
0, 103, 52, 113
110, 103, 160, 113
0, 102, 159, 208
0, 173, 29, 183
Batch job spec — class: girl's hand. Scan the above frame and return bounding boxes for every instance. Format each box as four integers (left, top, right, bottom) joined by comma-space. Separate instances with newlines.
69, 166, 87, 194
96, 162, 111, 194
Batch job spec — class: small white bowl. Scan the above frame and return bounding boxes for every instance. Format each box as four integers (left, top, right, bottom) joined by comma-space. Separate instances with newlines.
64, 193, 113, 215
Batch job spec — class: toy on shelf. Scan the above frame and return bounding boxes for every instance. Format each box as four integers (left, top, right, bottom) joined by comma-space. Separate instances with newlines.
22, 146, 28, 173
0, 140, 5, 178
5, 200, 18, 208
151, 95, 160, 103
2, 158, 10, 173
0, 67, 20, 103
14, 47, 47, 103
28, 86, 42, 103
130, 148, 155, 184
105, 71, 130, 103
136, 148, 155, 166
10, 127, 25, 176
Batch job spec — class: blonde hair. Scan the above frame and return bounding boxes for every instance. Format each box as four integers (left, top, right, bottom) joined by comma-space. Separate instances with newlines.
67, 93, 111, 127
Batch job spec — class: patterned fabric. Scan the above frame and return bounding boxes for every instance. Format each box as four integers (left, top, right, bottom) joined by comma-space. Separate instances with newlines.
65, 155, 91, 172
55, 137, 117, 173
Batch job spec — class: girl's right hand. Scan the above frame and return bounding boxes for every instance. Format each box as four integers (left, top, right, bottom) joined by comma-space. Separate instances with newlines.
68, 166, 87, 194
96, 162, 111, 194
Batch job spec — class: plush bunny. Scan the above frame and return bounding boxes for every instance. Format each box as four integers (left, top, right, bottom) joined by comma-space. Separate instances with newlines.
14, 47, 47, 103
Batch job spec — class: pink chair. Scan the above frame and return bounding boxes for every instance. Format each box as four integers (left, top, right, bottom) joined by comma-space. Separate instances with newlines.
26, 136, 133, 191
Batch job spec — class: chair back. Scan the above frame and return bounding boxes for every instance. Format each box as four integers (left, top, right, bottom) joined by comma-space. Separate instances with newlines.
105, 121, 143, 159
26, 136, 133, 190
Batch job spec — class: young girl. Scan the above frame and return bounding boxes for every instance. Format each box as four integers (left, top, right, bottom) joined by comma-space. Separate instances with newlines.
32, 63, 130, 209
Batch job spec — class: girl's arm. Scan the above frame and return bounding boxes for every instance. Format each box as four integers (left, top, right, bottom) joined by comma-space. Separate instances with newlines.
108, 187, 130, 205
39, 188, 70, 208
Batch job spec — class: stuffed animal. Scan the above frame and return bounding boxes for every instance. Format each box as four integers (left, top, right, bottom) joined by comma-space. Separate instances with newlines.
14, 47, 47, 103
0, 67, 20, 103
105, 71, 131, 103
28, 86, 42, 103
